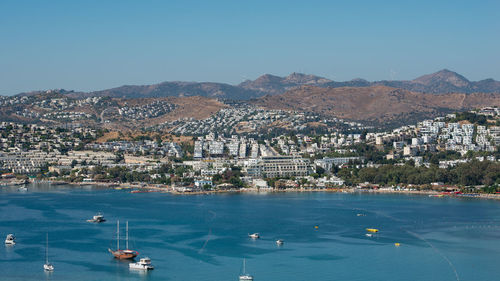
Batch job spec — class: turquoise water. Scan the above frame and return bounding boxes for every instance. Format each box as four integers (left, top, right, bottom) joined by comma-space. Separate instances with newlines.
1, 185, 500, 281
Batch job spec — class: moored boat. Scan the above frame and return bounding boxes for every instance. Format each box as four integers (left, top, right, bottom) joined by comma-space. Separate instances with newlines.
276, 239, 284, 246
248, 233, 260, 239
43, 233, 54, 271
87, 212, 106, 223
109, 220, 139, 259
129, 257, 154, 270
5, 234, 15, 245
239, 258, 253, 281
366, 228, 379, 233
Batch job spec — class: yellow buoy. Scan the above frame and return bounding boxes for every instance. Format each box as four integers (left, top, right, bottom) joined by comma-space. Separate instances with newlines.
395, 243, 401, 247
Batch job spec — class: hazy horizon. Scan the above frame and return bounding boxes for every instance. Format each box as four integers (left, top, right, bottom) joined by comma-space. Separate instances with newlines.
1, 0, 499, 95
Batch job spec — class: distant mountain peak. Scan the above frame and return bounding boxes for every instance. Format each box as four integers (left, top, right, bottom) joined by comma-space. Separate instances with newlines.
413, 69, 470, 88
253, 74, 283, 83
284, 72, 332, 84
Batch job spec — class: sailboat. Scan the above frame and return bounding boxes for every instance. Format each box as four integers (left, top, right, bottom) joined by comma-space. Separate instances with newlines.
108, 220, 139, 259
43, 233, 54, 271
239, 258, 253, 281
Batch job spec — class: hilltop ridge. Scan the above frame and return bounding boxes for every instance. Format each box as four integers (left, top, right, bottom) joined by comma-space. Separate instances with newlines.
12, 69, 500, 100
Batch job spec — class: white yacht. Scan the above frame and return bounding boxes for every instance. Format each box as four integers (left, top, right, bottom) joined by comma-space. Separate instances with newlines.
44, 233, 54, 271
248, 233, 260, 239
87, 212, 106, 223
276, 239, 284, 246
129, 257, 154, 270
5, 234, 15, 245
239, 259, 253, 281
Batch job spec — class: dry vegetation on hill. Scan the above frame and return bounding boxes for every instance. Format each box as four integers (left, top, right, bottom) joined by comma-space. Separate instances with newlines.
253, 85, 500, 126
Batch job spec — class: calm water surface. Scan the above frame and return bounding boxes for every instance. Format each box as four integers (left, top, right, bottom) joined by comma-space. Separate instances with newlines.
1, 184, 500, 281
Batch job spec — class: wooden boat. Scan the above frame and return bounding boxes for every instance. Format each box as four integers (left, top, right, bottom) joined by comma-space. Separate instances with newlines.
109, 220, 138, 259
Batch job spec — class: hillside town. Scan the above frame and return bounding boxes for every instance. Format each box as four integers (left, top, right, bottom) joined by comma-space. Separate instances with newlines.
0, 106, 499, 194
150, 103, 370, 136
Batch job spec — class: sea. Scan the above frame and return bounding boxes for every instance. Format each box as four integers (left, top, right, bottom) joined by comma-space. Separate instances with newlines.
1, 184, 500, 281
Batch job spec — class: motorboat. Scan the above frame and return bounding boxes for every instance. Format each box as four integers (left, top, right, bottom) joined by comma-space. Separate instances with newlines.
109, 220, 139, 259
129, 257, 154, 270
18, 185, 28, 192
248, 233, 260, 239
366, 228, 379, 233
239, 258, 253, 281
276, 239, 284, 246
87, 212, 106, 223
44, 233, 54, 271
5, 234, 15, 245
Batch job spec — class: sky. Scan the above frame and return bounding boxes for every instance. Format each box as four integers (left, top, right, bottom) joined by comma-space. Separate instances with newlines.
1, 0, 499, 95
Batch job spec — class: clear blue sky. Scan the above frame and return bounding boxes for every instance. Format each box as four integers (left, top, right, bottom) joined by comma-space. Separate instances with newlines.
1, 0, 499, 95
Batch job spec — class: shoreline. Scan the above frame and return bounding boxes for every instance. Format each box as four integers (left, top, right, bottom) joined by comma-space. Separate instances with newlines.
10, 180, 500, 201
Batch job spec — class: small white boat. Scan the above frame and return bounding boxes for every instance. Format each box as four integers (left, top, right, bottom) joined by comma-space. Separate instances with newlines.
365, 233, 373, 237
87, 212, 106, 223
276, 239, 284, 246
18, 185, 28, 192
44, 263, 54, 271
129, 257, 154, 270
248, 233, 260, 239
239, 258, 253, 281
5, 234, 15, 245
44, 233, 54, 271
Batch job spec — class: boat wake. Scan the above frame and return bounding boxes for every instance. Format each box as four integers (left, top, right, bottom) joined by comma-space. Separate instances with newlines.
349, 206, 461, 281
198, 210, 217, 254
404, 230, 460, 281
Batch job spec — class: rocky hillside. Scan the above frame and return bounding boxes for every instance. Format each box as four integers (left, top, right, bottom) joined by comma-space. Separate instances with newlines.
238, 73, 332, 95
74, 82, 262, 100
253, 85, 500, 126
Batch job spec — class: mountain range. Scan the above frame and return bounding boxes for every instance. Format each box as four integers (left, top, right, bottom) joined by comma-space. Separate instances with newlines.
16, 69, 500, 100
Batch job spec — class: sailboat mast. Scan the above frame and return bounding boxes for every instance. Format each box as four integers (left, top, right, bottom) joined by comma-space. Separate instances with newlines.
46, 233, 49, 264
126, 221, 129, 250
117, 220, 120, 250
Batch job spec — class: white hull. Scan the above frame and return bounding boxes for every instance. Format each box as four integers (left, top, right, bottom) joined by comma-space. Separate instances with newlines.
239, 275, 253, 281
5, 234, 15, 245
129, 263, 154, 270
129, 257, 154, 270
248, 233, 260, 239
44, 263, 54, 271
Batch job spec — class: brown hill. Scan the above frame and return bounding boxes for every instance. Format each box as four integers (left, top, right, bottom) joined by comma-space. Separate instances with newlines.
253, 85, 500, 126
101, 96, 226, 131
